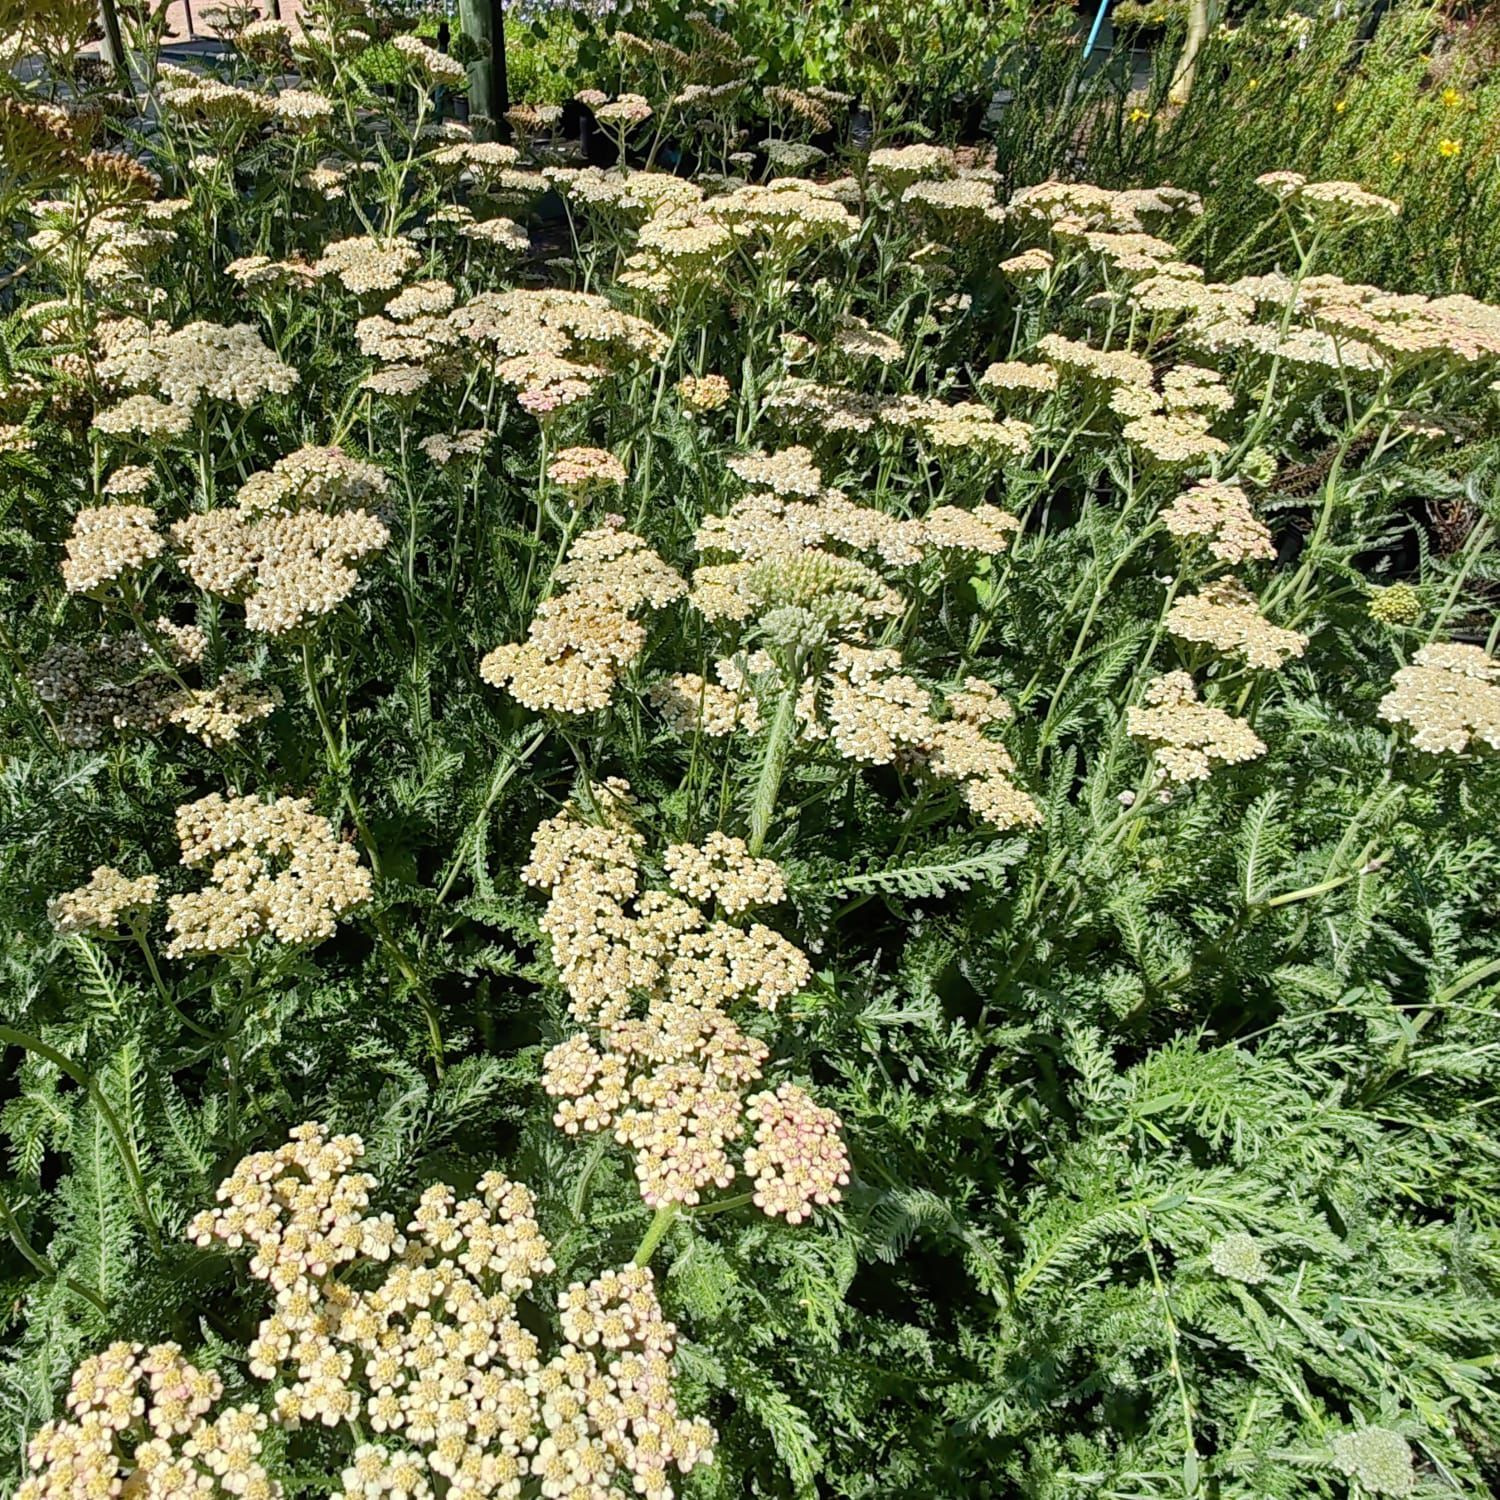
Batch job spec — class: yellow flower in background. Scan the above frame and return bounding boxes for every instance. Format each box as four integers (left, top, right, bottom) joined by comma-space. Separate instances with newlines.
1247, 77, 1260, 90
1441, 86, 1463, 107
1334, 98, 1348, 114
1438, 138, 1463, 158
1390, 150, 1406, 166
1128, 107, 1151, 123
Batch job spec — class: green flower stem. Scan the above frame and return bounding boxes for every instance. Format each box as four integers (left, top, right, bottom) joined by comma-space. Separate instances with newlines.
690, 1190, 755, 1218
632, 1202, 681, 1268
0, 1189, 109, 1315
302, 637, 383, 880
120, 925, 213, 1041
433, 727, 551, 910
747, 682, 798, 858
0, 1027, 162, 1255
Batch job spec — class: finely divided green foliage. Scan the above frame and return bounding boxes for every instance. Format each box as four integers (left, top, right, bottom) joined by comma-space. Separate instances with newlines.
2, 7, 1499, 1499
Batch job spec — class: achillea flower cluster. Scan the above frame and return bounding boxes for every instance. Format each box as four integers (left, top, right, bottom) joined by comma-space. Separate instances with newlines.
17, 1343, 280, 1500
979, 359, 1059, 397
47, 865, 159, 935
444, 288, 667, 415
901, 176, 1004, 228
1378, 642, 1500, 754
1209, 1231, 1269, 1284
663, 831, 786, 914
1165, 578, 1308, 668
1367, 583, 1422, 626
316, 235, 422, 294
92, 392, 194, 439
1126, 671, 1266, 781
649, 669, 762, 737
832, 316, 903, 365
868, 144, 957, 191
60, 504, 164, 593
175, 445, 391, 633
480, 525, 685, 713
160, 78, 274, 125
1006, 180, 1203, 235
727, 446, 825, 498
95, 320, 297, 416
744, 1084, 850, 1224
693, 178, 858, 256
164, 793, 371, 956
270, 89, 335, 130
1160, 481, 1274, 563
677, 373, 731, 411
815, 646, 1041, 829
547, 446, 627, 496
1122, 411, 1229, 466
391, 32, 468, 87
1255, 171, 1400, 223
185, 1124, 714, 1500
527, 793, 834, 1213
420, 429, 487, 467
1329, 1427, 1416, 1498
1035, 333, 1155, 395
227, 254, 321, 291
103, 464, 154, 496
167, 677, 281, 747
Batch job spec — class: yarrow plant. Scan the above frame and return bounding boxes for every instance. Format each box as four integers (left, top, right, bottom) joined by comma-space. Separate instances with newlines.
2, 5, 1499, 1498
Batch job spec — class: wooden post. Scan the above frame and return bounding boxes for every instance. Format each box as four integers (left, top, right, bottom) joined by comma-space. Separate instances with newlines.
458, 0, 508, 140
1168, 0, 1211, 105
268, 0, 282, 17
96, 0, 133, 92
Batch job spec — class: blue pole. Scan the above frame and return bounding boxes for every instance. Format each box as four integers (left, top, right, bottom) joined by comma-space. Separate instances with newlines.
1082, 0, 1112, 60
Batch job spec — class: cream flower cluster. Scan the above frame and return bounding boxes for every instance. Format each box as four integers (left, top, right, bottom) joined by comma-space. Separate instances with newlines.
676, 374, 731, 412
648, 669, 762, 738
607, 177, 857, 294
185, 1123, 715, 1500
175, 445, 391, 633
662, 831, 786, 914
1378, 642, 1500, 754
526, 792, 843, 1216
391, 32, 468, 87
480, 524, 685, 714
817, 647, 1042, 830
744, 1084, 851, 1225
18, 1342, 280, 1500
346, 287, 666, 416
1160, 481, 1274, 563
1165, 578, 1308, 669
547, 446, 628, 495
60, 504, 165, 593
95, 320, 296, 422
316, 235, 422, 294
1126, 671, 1266, 782
164, 793, 372, 956
47, 864, 159, 934
676, 453, 1039, 827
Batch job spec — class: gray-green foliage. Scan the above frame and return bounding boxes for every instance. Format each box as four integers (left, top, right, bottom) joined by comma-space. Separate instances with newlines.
2, 8, 1499, 1498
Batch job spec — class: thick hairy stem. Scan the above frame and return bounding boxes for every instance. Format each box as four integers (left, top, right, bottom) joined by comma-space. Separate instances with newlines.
747, 683, 798, 857
0, 1028, 162, 1255
632, 1202, 680, 1267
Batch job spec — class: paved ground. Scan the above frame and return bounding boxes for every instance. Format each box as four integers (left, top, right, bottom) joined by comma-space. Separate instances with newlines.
154, 0, 305, 41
